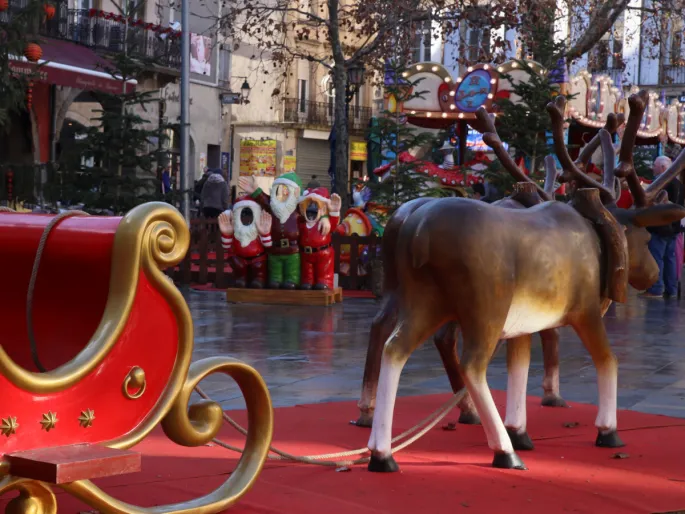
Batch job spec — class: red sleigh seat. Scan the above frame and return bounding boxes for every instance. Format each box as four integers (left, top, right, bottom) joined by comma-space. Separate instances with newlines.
0, 203, 273, 512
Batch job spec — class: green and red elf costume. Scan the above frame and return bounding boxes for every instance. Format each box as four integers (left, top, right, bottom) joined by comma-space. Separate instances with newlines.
249, 172, 303, 289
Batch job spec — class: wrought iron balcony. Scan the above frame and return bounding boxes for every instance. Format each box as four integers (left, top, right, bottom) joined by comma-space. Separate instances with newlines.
663, 64, 685, 86
283, 98, 372, 132
1, 0, 181, 70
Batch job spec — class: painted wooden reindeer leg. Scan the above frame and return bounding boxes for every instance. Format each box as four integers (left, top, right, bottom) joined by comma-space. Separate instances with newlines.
356, 294, 398, 427
571, 313, 624, 448
539, 329, 568, 407
433, 322, 481, 425
504, 335, 534, 451
460, 329, 526, 470
368, 315, 438, 472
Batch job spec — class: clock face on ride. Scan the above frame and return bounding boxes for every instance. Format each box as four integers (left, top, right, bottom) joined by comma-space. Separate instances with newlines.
454, 69, 492, 112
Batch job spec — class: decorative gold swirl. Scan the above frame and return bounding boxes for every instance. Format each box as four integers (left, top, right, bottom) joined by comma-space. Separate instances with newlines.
0, 202, 190, 395
0, 477, 57, 514
59, 357, 273, 514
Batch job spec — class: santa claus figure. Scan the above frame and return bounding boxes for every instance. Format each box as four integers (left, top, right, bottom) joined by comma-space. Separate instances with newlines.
239, 172, 303, 289
297, 187, 341, 290
218, 196, 273, 289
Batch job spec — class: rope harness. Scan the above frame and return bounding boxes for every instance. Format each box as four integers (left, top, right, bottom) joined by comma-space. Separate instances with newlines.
7, 206, 465, 467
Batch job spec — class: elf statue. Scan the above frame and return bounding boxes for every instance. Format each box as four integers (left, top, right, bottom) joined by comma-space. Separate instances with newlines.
218, 196, 273, 288
238, 172, 303, 289
298, 187, 342, 290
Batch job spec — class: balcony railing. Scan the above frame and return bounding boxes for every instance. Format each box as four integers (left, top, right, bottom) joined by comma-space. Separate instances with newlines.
663, 64, 685, 86
283, 98, 372, 131
2, 0, 180, 69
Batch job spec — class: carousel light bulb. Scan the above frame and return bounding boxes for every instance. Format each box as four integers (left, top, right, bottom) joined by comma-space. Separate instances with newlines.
444, 77, 451, 82
467, 66, 474, 72
498, 66, 504, 72
490, 78, 496, 84
488, 94, 494, 99
416, 65, 423, 71
512, 62, 518, 68
449, 91, 455, 96
401, 72, 409, 78
483, 64, 489, 70
432, 65, 438, 72
450, 104, 456, 110
456, 77, 462, 83
410, 110, 416, 115
458, 113, 464, 119
442, 113, 447, 118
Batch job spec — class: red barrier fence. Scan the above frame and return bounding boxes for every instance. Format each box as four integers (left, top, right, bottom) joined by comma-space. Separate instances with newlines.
167, 219, 383, 293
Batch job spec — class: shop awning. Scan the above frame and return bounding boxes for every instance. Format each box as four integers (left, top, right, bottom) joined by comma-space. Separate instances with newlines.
9, 38, 137, 94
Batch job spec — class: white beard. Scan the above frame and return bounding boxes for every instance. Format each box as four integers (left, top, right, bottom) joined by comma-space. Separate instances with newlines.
270, 186, 299, 224
233, 206, 260, 248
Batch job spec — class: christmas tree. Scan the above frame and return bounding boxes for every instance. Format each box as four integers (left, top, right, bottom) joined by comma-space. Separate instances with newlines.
490, 5, 571, 197
49, 3, 174, 213
0, 0, 44, 131
364, 61, 448, 224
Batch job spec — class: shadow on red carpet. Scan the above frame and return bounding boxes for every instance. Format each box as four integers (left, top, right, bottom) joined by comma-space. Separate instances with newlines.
3, 391, 685, 513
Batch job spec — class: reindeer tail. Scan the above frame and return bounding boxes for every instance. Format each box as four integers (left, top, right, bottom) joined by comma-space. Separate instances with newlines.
410, 219, 431, 269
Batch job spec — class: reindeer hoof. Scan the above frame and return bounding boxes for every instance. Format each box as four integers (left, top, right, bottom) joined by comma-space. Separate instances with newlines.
492, 452, 527, 470
458, 411, 481, 425
595, 430, 625, 448
368, 454, 399, 473
541, 395, 569, 408
353, 412, 373, 427
506, 428, 535, 451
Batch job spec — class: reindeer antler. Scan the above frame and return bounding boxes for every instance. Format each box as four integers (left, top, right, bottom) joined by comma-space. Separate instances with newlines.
475, 107, 552, 201
598, 129, 618, 199
543, 155, 558, 196
612, 91, 649, 207
546, 95, 616, 204
576, 112, 624, 168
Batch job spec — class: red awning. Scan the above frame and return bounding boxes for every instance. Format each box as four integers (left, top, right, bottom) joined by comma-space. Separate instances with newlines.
10, 38, 136, 94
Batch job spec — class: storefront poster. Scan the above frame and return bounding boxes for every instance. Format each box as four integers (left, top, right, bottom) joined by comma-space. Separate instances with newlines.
351, 141, 368, 161
284, 154, 297, 173
239, 139, 277, 176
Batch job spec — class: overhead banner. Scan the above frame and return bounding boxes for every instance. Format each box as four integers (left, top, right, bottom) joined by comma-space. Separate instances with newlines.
239, 139, 277, 176
350, 141, 368, 161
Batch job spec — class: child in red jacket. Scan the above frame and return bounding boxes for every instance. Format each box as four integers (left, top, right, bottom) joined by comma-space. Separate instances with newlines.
297, 187, 341, 290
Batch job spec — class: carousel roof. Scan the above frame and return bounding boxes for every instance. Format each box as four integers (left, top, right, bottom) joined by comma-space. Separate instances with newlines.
373, 152, 491, 187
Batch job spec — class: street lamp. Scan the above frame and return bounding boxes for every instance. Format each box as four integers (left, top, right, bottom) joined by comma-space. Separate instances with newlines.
345, 63, 365, 103
240, 79, 251, 104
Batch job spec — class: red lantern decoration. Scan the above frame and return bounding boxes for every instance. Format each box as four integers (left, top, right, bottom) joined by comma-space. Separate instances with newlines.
24, 43, 43, 63
44, 3, 55, 19
0, 0, 8, 11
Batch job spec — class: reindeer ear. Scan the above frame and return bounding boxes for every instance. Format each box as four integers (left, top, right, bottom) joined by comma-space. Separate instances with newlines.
631, 203, 685, 228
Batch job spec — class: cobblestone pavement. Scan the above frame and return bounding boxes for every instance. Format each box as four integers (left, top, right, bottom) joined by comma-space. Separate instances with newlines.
187, 288, 685, 418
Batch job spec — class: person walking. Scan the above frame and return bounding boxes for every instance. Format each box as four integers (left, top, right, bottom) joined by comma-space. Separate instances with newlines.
641, 156, 685, 299
200, 169, 230, 219
306, 175, 320, 189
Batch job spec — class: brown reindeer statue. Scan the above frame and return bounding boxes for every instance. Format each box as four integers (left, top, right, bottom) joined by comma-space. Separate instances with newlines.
366, 90, 685, 473
355, 112, 624, 430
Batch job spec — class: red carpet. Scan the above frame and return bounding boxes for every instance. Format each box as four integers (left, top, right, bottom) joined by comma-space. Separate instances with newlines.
4, 392, 685, 513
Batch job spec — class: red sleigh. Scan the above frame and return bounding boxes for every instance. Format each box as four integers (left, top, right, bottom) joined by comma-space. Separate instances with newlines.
0, 202, 273, 513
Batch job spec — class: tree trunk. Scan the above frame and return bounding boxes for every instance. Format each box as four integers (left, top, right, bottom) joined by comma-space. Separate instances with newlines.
333, 66, 349, 212
328, 0, 349, 213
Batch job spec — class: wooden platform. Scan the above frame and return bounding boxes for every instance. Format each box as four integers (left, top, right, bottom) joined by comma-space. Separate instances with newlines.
225, 287, 343, 306
6, 444, 141, 484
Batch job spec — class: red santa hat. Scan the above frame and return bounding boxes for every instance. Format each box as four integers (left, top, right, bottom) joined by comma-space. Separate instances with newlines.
298, 186, 330, 205
232, 195, 261, 215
